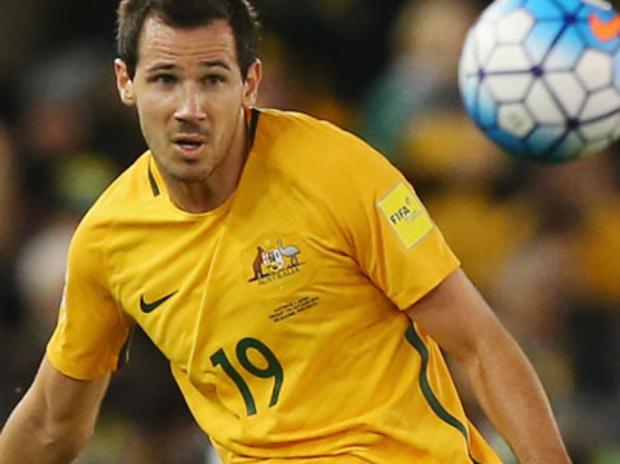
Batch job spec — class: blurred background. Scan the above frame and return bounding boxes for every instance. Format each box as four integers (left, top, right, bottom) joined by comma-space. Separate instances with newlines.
0, 0, 619, 463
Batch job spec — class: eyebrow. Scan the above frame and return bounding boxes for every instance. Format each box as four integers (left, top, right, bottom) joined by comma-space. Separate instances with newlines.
145, 59, 232, 73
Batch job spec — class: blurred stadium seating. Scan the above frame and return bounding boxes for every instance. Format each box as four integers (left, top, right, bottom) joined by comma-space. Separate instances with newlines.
1, 1, 618, 463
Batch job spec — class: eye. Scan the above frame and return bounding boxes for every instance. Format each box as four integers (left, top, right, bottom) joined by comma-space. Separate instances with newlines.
204, 74, 225, 86
149, 73, 178, 86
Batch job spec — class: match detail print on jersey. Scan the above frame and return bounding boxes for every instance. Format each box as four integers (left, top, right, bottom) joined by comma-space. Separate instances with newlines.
378, 182, 434, 248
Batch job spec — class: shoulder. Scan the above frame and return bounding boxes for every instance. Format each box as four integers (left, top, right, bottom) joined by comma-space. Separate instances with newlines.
255, 108, 398, 179
254, 108, 407, 197
256, 108, 371, 155
90, 152, 156, 215
72, 152, 154, 246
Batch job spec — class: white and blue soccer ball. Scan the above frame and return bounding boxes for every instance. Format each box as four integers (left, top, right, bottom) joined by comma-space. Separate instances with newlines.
459, 0, 620, 162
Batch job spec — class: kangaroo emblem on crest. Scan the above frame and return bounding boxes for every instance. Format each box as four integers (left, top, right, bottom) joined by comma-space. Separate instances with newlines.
248, 240, 303, 282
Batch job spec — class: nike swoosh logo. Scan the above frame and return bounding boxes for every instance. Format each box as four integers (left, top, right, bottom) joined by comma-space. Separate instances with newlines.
589, 12, 620, 41
140, 291, 178, 313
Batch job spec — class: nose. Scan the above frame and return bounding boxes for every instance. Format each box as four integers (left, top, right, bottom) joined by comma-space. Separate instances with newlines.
174, 83, 207, 123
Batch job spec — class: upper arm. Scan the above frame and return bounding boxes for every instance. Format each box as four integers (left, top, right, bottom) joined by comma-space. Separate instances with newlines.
406, 268, 510, 363
317, 137, 460, 307
0, 355, 110, 461
28, 355, 110, 437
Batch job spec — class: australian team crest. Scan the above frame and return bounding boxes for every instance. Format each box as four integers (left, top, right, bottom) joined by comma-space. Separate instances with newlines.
249, 239, 303, 284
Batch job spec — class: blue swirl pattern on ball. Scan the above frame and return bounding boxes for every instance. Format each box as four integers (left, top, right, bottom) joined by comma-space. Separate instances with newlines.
459, 0, 620, 162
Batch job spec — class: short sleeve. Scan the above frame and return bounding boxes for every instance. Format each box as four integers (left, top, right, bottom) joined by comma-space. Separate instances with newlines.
333, 137, 460, 309
47, 217, 132, 380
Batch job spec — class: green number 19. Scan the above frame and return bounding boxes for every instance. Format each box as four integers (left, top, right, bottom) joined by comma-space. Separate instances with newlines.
210, 337, 283, 416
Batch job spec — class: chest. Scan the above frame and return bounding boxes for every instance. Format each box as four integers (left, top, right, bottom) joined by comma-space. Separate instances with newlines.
105, 202, 381, 371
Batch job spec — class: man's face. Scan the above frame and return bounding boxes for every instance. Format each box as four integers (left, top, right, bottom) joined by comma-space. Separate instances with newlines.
115, 17, 261, 184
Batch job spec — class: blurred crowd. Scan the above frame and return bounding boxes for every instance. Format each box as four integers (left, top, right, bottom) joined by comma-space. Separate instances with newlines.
1, 1, 619, 463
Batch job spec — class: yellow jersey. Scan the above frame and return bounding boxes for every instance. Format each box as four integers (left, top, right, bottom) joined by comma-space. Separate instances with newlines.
48, 108, 502, 463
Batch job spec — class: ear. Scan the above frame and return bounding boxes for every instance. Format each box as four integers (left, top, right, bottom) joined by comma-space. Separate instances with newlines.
114, 58, 136, 107
242, 59, 263, 108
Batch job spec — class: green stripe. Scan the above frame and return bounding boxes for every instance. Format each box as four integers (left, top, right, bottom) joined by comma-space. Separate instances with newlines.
147, 164, 160, 197
248, 107, 260, 149
405, 323, 481, 464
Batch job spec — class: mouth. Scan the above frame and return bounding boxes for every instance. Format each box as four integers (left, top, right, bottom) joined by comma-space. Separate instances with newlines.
172, 135, 207, 159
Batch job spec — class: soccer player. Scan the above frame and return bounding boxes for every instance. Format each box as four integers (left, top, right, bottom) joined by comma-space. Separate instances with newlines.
0, 1, 572, 463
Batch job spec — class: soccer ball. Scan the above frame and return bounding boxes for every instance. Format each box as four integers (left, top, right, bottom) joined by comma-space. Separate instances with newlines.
459, 0, 620, 162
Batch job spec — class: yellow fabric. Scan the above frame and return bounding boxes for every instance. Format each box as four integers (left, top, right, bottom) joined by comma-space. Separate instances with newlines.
47, 109, 501, 463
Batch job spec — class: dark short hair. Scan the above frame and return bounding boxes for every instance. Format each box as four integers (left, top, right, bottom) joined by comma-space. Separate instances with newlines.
117, 0, 260, 79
